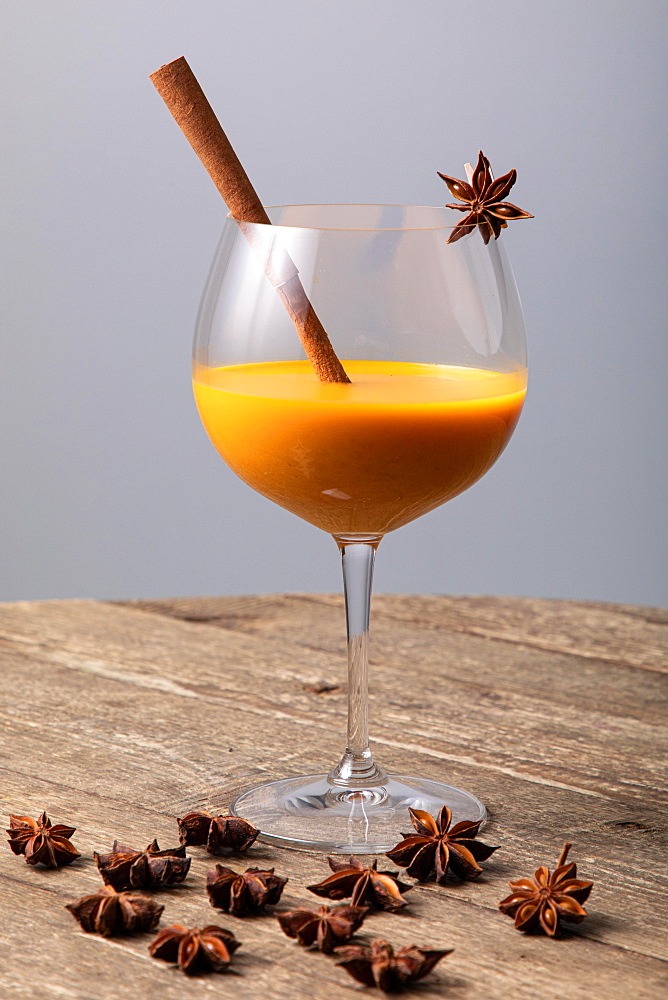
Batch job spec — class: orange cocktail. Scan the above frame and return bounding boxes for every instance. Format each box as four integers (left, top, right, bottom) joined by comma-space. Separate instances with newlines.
190, 202, 529, 849
193, 359, 526, 535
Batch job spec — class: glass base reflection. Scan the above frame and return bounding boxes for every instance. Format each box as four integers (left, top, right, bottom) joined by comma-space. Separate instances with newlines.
229, 773, 485, 853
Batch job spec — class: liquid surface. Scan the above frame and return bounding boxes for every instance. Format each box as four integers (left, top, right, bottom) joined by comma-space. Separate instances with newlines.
193, 360, 527, 534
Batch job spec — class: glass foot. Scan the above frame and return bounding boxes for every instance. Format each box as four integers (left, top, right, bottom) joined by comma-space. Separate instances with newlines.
229, 773, 485, 853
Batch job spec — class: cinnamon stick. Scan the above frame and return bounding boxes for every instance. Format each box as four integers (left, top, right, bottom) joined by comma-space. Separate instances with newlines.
150, 56, 349, 383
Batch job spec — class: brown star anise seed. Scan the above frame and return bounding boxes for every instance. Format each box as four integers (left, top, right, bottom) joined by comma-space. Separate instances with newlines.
386, 805, 498, 883
336, 938, 453, 992
307, 857, 411, 912
94, 838, 190, 890
499, 842, 593, 936
277, 904, 368, 953
177, 810, 212, 845
66, 885, 163, 937
206, 864, 287, 916
149, 923, 240, 975
178, 810, 259, 854
7, 811, 80, 868
438, 150, 532, 244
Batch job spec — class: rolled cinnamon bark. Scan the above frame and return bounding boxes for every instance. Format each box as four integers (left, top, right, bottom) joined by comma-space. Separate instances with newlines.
150, 57, 349, 383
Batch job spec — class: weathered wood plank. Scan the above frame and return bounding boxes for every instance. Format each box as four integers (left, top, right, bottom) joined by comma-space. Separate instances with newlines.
120, 593, 668, 671
1, 597, 667, 999
3, 600, 667, 807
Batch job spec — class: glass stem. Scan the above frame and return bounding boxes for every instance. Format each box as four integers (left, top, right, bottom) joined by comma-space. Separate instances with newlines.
328, 536, 388, 788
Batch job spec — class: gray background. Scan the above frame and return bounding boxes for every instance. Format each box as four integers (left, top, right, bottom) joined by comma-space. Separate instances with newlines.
1, 0, 666, 606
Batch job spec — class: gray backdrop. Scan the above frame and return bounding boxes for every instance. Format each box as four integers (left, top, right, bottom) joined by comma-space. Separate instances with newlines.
2, 0, 666, 606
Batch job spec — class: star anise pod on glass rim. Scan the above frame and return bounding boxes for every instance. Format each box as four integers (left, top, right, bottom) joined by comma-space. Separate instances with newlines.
386, 805, 498, 883
177, 810, 259, 854
438, 149, 533, 244
94, 838, 190, 890
66, 884, 163, 936
149, 924, 241, 975
206, 864, 287, 916
499, 842, 593, 936
277, 903, 368, 953
336, 938, 453, 992
6, 811, 80, 868
307, 857, 411, 912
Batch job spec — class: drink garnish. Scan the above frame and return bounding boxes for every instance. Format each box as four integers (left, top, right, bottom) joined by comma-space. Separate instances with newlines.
6, 810, 80, 868
94, 837, 190, 889
277, 903, 368, 953
438, 150, 533, 244
386, 804, 498, 882
66, 885, 163, 937
206, 864, 288, 915
177, 810, 259, 854
498, 841, 593, 936
307, 856, 411, 912
149, 923, 241, 974
335, 938, 453, 992
149, 57, 349, 383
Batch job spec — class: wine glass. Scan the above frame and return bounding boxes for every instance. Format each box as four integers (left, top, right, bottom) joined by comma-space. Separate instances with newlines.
193, 204, 527, 852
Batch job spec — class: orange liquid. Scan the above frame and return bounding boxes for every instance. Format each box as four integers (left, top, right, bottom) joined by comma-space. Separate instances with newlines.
193, 360, 526, 535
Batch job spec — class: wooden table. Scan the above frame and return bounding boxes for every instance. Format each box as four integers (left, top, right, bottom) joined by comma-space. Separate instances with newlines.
1, 594, 666, 999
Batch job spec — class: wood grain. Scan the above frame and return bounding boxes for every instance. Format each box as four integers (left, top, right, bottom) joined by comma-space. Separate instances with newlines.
1, 595, 666, 999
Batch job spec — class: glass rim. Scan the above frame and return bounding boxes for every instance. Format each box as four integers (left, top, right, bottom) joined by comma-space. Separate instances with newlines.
227, 203, 465, 233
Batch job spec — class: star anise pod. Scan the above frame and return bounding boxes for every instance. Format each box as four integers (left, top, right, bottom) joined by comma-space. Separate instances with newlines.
439, 150, 533, 244
6, 811, 80, 868
277, 904, 368, 953
336, 938, 452, 993
386, 805, 498, 883
499, 842, 593, 936
66, 884, 163, 936
206, 864, 287, 916
177, 810, 259, 854
307, 857, 411, 912
94, 838, 190, 890
149, 923, 240, 975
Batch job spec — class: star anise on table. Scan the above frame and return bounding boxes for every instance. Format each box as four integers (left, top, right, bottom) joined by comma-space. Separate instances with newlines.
6, 811, 80, 868
336, 939, 453, 993
438, 149, 533, 244
386, 805, 498, 883
499, 841, 593, 936
149, 924, 241, 975
66, 884, 163, 936
177, 810, 259, 854
277, 904, 368, 953
206, 864, 287, 916
94, 838, 190, 890
307, 857, 411, 912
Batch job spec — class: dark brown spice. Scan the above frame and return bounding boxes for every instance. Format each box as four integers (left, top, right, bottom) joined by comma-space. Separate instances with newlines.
336, 938, 452, 992
438, 150, 532, 244
66, 885, 163, 936
177, 810, 212, 845
498, 842, 593, 936
149, 923, 240, 975
177, 810, 259, 854
207, 864, 287, 916
7, 811, 80, 868
94, 838, 190, 890
307, 857, 411, 912
386, 805, 498, 883
149, 57, 350, 384
277, 904, 368, 953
